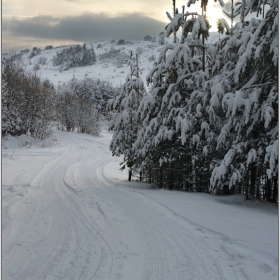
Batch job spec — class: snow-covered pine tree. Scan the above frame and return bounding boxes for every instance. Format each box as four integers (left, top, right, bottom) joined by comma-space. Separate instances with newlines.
107, 0, 278, 200
222, 0, 236, 32
66, 75, 118, 115
53, 44, 96, 70
210, 5, 275, 196
131, 1, 214, 189
76, 74, 94, 99
202, 19, 252, 194
223, 0, 270, 29
80, 43, 96, 66
93, 80, 120, 114
187, 0, 225, 70
108, 52, 146, 181
132, 0, 227, 190
56, 85, 78, 132
56, 80, 100, 135
216, 18, 231, 35
210, 0, 278, 200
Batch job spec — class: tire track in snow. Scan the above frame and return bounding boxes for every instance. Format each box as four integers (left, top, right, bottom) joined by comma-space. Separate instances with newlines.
69, 131, 237, 280
4, 130, 272, 280
4, 132, 114, 280
84, 164, 230, 280
126, 187, 278, 280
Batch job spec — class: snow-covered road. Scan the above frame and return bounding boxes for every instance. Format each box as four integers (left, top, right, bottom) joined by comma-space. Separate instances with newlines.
2, 130, 278, 280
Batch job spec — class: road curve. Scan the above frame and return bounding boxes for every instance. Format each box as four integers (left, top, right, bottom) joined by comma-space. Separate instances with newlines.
3, 130, 251, 280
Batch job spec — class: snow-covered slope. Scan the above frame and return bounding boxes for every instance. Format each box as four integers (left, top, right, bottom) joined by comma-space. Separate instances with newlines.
17, 33, 222, 88
20, 40, 162, 88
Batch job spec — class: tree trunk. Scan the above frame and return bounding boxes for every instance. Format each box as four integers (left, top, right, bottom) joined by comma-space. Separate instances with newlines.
250, 166, 256, 198
272, 175, 278, 203
266, 176, 271, 201
159, 166, 163, 188
245, 173, 249, 200
223, 185, 229, 195
128, 169, 132, 181
173, 0, 177, 43
169, 162, 174, 190
202, 8, 205, 72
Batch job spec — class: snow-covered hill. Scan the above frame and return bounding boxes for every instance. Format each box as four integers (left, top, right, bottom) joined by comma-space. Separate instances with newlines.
16, 33, 222, 88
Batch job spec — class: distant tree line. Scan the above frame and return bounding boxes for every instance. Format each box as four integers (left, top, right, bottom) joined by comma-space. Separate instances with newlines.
2, 59, 55, 139
98, 47, 129, 68
2, 59, 119, 139
56, 76, 119, 133
53, 43, 96, 71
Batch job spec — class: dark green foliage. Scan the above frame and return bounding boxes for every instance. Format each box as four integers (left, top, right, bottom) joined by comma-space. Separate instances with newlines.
53, 43, 96, 70
45, 45, 53, 50
29, 47, 41, 59
117, 39, 125, 45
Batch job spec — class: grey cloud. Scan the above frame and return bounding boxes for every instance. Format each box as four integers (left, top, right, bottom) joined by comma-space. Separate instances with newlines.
3, 12, 166, 50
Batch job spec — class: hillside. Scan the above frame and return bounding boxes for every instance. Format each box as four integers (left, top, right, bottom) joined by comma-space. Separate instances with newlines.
14, 33, 222, 88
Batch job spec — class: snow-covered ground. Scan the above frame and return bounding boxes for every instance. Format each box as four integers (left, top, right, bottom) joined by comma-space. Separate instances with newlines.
16, 33, 223, 88
2, 129, 278, 280
19, 40, 165, 88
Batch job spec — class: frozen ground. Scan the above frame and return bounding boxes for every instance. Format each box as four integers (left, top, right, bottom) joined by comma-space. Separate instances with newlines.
2, 129, 278, 280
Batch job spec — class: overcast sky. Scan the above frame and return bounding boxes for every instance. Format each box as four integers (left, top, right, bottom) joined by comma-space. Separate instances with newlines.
2, 0, 233, 53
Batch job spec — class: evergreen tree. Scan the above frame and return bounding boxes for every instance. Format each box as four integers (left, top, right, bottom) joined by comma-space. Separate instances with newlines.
53, 44, 96, 70
108, 53, 146, 181
210, 1, 278, 200
105, 0, 278, 201
131, 0, 215, 189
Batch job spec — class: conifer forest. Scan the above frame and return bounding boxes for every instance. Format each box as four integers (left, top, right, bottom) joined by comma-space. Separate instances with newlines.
108, 0, 278, 202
